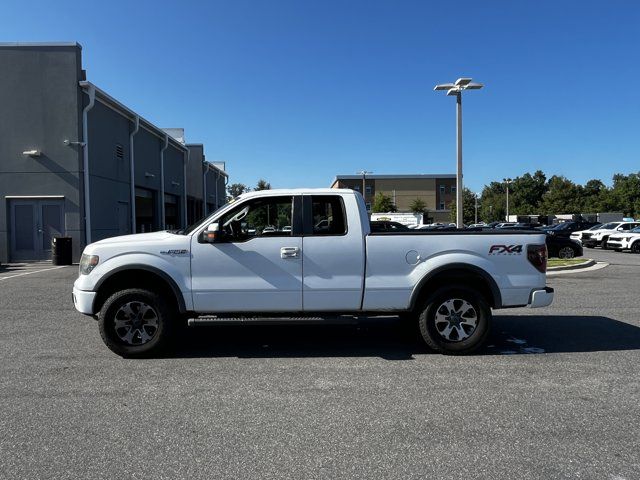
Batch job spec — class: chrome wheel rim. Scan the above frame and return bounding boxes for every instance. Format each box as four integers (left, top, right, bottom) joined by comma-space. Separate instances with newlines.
114, 301, 159, 345
558, 246, 574, 259
434, 298, 478, 342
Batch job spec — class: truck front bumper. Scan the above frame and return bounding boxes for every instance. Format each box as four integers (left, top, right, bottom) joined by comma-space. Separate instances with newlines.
72, 286, 96, 315
528, 287, 554, 308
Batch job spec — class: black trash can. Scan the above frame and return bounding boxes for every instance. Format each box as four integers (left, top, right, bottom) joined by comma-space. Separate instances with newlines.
52, 236, 72, 265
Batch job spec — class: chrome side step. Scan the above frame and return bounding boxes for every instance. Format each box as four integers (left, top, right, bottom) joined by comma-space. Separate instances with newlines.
187, 315, 360, 327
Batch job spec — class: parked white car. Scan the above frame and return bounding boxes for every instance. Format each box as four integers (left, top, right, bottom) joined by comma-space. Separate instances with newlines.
73, 189, 553, 357
570, 224, 604, 245
606, 226, 640, 253
582, 221, 640, 249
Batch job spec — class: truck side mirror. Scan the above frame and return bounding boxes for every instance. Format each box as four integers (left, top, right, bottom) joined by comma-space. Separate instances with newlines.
203, 222, 224, 243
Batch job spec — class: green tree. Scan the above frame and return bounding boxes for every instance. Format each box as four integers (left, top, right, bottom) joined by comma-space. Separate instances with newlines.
510, 170, 547, 215
479, 181, 506, 222
409, 198, 427, 214
255, 179, 271, 191
582, 179, 610, 212
539, 176, 584, 214
371, 192, 397, 213
449, 188, 477, 224
610, 173, 640, 217
227, 183, 250, 200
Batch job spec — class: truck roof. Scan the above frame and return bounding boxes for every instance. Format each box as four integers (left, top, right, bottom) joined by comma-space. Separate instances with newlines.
237, 188, 355, 200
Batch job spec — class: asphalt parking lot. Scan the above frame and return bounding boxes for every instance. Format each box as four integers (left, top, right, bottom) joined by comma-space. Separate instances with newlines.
1, 249, 639, 480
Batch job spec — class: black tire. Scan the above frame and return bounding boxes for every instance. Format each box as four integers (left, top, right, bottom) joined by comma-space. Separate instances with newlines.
601, 237, 609, 250
558, 246, 575, 259
418, 287, 491, 355
99, 288, 174, 358
631, 241, 640, 254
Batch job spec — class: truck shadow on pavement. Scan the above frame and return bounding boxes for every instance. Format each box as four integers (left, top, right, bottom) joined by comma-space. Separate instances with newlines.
169, 315, 640, 359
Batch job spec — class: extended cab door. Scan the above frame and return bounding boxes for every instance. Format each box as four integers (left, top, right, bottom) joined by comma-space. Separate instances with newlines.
190, 195, 303, 312
301, 194, 365, 311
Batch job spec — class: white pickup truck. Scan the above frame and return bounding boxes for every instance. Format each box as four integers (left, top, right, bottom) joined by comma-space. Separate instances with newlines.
73, 189, 553, 357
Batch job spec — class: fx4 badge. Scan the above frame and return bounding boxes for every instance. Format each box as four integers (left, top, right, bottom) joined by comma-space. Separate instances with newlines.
160, 249, 189, 256
489, 244, 523, 255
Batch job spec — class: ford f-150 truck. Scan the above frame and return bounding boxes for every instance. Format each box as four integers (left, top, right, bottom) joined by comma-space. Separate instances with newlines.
73, 189, 553, 357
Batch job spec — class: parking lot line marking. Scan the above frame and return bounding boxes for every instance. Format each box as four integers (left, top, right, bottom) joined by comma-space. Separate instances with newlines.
0, 265, 69, 281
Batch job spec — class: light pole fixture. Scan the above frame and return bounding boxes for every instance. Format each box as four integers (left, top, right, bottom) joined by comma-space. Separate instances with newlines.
356, 170, 373, 207
503, 178, 513, 221
434, 78, 483, 228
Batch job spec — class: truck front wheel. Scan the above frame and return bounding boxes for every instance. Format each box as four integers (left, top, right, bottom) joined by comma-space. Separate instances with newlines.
418, 287, 491, 355
98, 288, 174, 358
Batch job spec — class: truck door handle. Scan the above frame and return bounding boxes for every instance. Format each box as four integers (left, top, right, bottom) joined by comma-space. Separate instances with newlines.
280, 247, 300, 258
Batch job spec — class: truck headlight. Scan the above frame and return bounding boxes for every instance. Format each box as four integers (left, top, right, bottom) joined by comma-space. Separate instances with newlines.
79, 254, 99, 275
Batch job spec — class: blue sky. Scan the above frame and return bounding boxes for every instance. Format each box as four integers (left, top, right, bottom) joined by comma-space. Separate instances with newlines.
3, 0, 639, 192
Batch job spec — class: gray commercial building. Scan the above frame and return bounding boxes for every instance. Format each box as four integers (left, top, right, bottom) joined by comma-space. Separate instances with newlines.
0, 42, 227, 262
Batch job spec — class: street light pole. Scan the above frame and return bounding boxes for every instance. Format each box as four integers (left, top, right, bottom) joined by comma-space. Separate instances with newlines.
356, 170, 372, 209
456, 92, 463, 228
504, 178, 512, 221
434, 78, 483, 229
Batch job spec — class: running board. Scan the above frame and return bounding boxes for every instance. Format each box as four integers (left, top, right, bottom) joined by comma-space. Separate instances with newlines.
187, 315, 361, 327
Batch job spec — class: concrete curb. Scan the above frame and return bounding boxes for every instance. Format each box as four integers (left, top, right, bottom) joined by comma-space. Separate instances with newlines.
547, 260, 609, 276
548, 259, 595, 271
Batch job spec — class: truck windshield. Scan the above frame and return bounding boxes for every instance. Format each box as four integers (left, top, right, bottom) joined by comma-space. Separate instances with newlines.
175, 204, 228, 235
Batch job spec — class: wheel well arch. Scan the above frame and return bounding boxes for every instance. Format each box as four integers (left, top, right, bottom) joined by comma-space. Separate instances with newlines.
409, 264, 501, 311
93, 266, 186, 315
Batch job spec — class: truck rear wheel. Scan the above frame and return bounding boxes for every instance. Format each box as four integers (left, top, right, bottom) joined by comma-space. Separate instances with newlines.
98, 288, 174, 358
418, 287, 491, 355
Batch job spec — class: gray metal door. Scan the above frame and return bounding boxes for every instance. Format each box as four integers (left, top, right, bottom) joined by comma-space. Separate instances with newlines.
10, 199, 65, 261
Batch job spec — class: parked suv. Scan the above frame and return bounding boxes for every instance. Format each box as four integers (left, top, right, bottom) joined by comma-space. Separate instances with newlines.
582, 221, 640, 249
607, 226, 640, 253
570, 223, 603, 244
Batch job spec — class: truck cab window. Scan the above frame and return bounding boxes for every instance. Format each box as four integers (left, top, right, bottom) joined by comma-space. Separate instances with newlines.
219, 196, 293, 241
311, 196, 347, 235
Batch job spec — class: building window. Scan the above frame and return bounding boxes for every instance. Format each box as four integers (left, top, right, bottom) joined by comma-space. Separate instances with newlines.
439, 185, 445, 194
366, 202, 371, 211
439, 201, 445, 210
451, 186, 456, 194
365, 185, 372, 195
353, 185, 361, 192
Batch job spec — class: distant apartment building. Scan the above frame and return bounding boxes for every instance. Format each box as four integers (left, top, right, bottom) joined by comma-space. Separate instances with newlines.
330, 174, 457, 222
0, 43, 227, 262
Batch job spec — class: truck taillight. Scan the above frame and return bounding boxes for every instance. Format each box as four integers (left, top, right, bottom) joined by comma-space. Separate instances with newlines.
527, 244, 547, 273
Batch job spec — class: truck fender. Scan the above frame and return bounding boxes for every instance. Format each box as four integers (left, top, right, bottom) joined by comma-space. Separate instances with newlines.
408, 262, 502, 310
93, 264, 188, 313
